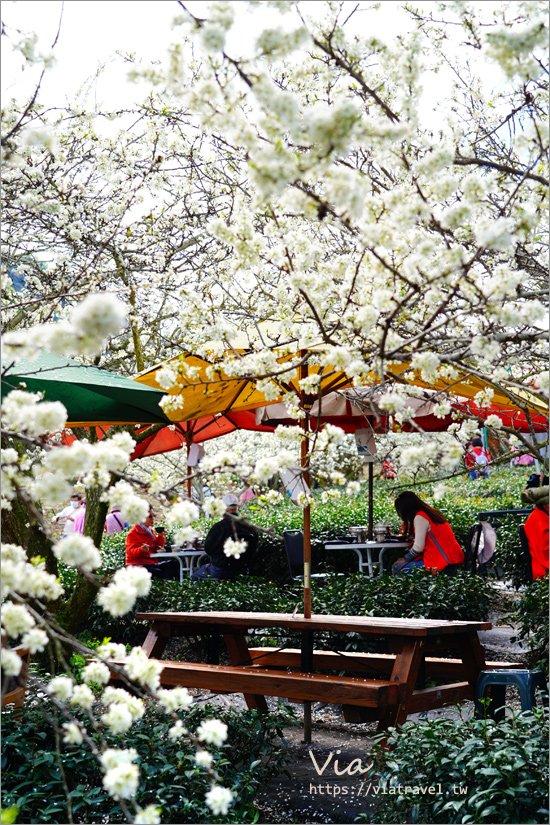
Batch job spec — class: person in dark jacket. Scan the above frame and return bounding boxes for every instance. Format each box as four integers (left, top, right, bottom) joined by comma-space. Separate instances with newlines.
192, 494, 258, 581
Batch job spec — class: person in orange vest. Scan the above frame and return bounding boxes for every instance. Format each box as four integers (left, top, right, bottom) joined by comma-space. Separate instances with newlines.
523, 504, 549, 580
392, 490, 464, 574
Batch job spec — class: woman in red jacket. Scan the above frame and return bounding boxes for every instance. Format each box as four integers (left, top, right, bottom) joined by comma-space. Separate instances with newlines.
523, 504, 549, 580
392, 491, 464, 574
125, 507, 179, 580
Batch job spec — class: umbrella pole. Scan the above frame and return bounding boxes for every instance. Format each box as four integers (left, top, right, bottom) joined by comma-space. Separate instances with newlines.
186, 439, 192, 499
300, 385, 313, 744
301, 422, 312, 619
368, 461, 374, 540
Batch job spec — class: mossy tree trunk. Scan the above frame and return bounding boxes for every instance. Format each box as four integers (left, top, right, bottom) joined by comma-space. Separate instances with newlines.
54, 482, 110, 635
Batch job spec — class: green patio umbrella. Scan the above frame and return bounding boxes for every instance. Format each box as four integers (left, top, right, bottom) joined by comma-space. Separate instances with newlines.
1, 351, 170, 427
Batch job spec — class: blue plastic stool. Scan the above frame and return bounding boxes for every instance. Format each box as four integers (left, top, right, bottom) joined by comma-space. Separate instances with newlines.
475, 669, 548, 721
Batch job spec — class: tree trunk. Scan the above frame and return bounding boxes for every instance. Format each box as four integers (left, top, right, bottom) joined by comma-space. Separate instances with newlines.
55, 482, 109, 635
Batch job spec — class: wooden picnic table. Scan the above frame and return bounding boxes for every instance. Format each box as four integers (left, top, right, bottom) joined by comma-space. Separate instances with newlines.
132, 611, 493, 731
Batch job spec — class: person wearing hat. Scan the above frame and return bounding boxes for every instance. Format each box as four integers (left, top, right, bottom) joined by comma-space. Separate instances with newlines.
192, 494, 258, 582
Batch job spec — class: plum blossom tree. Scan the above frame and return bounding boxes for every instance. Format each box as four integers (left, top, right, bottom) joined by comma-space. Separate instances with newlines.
142, 0, 548, 473
1, 2, 549, 821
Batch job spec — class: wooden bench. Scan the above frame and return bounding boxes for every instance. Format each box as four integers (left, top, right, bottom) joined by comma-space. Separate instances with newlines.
1, 647, 30, 712
106, 658, 405, 709
248, 647, 521, 679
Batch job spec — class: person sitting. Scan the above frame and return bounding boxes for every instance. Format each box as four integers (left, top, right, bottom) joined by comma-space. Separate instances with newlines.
392, 490, 464, 574
125, 507, 179, 580
464, 437, 491, 480
192, 494, 258, 582
523, 503, 549, 581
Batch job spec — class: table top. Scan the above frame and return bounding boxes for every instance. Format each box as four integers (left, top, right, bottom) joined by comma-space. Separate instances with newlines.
151, 549, 204, 558
136, 610, 491, 636
327, 541, 410, 549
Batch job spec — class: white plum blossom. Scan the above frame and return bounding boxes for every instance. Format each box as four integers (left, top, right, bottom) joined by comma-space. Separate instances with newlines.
1, 648, 23, 677
157, 686, 193, 712
1, 601, 35, 638
97, 581, 139, 617
474, 388, 495, 408
223, 537, 247, 558
124, 646, 164, 690
202, 497, 227, 520
102, 762, 140, 800
411, 351, 440, 382
252, 456, 280, 484
82, 660, 111, 686
134, 806, 161, 825
195, 749, 213, 768
168, 720, 187, 741
101, 703, 134, 734
485, 414, 504, 429
197, 718, 228, 747
165, 499, 199, 528
433, 402, 452, 419
155, 364, 179, 390
1, 390, 67, 436
47, 675, 74, 701
475, 218, 515, 252
63, 722, 84, 745
21, 627, 48, 653
534, 372, 549, 396
53, 534, 101, 573
69, 293, 127, 344
71, 684, 95, 710
96, 642, 128, 661
112, 565, 152, 598
205, 785, 234, 816
106, 481, 149, 525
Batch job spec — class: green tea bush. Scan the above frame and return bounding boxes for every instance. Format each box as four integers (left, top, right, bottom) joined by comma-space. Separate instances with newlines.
366, 708, 549, 824
507, 575, 549, 676
1, 694, 296, 824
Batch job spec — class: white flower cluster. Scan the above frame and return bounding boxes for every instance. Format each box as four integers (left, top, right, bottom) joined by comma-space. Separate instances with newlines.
53, 534, 102, 573
165, 499, 199, 528
197, 718, 228, 747
205, 784, 234, 816
97, 566, 152, 617
124, 646, 164, 690
1, 543, 64, 604
3, 293, 127, 360
155, 364, 179, 390
101, 687, 145, 733
101, 748, 140, 800
223, 537, 247, 558
202, 497, 227, 520
106, 480, 149, 525
1, 390, 67, 437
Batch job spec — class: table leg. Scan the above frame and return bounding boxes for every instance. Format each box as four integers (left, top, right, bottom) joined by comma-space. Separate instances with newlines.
377, 638, 424, 732
454, 631, 487, 699
352, 547, 364, 574
141, 622, 169, 658
223, 633, 268, 712
177, 556, 185, 584
366, 546, 374, 577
